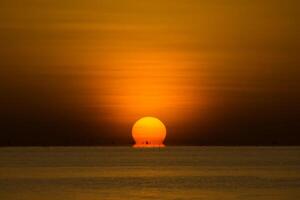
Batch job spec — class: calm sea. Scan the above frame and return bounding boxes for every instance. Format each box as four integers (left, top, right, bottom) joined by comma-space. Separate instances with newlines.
0, 147, 300, 200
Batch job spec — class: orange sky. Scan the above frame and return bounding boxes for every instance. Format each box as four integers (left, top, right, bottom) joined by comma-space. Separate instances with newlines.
0, 0, 299, 145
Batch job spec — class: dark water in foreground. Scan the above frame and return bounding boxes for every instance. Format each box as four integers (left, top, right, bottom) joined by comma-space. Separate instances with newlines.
0, 147, 300, 200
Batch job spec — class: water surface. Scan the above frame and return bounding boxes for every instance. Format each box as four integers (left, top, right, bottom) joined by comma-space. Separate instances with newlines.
0, 147, 300, 199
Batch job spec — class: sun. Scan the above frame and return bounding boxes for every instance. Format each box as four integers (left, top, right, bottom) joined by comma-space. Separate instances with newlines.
132, 117, 167, 147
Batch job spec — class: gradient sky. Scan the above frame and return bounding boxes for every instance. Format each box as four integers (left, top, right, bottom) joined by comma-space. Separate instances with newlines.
0, 0, 299, 145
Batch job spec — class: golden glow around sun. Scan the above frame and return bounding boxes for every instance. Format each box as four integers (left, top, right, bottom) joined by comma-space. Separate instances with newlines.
132, 117, 167, 147
90, 50, 207, 126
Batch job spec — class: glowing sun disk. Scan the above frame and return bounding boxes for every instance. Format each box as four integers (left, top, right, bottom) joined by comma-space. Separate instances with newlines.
132, 117, 166, 147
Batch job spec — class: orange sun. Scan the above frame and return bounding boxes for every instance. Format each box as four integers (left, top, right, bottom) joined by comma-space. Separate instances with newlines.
132, 117, 167, 147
